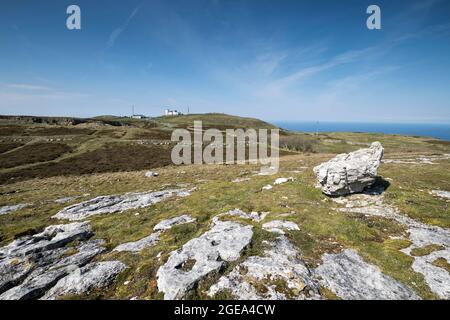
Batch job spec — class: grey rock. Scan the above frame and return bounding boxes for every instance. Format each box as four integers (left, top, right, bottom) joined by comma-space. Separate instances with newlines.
55, 196, 80, 204
113, 215, 197, 253
314, 249, 419, 300
53, 189, 192, 221
0, 257, 33, 294
383, 154, 450, 165
273, 177, 294, 185
231, 177, 250, 183
213, 209, 267, 223
145, 171, 159, 177
0, 222, 110, 300
42, 261, 127, 300
0, 239, 106, 299
49, 240, 106, 271
0, 204, 29, 215
0, 266, 76, 300
335, 191, 450, 298
154, 215, 196, 231
408, 249, 450, 299
313, 142, 384, 196
113, 232, 161, 253
431, 190, 450, 200
0, 222, 92, 258
208, 235, 320, 300
262, 220, 299, 235
157, 220, 253, 300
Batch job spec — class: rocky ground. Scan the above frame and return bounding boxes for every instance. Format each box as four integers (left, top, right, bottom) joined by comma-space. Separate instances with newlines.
0, 117, 449, 300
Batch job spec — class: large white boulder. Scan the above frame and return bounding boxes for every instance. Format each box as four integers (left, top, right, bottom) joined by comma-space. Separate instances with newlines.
313, 142, 384, 196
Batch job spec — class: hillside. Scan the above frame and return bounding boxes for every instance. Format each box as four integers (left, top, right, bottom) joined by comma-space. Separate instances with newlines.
0, 113, 449, 300
153, 113, 277, 130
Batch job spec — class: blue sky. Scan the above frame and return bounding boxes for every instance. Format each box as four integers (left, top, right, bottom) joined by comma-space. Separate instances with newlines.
1, 0, 450, 123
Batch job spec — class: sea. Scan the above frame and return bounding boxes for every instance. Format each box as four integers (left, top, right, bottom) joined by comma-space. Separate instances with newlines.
272, 121, 450, 141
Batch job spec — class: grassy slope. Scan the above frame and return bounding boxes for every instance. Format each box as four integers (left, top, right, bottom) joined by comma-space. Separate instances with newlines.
0, 114, 449, 299
153, 113, 277, 129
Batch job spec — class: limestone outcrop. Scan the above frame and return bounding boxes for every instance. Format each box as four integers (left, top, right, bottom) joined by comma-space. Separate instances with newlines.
53, 189, 192, 221
156, 220, 253, 300
0, 222, 125, 300
208, 235, 320, 300
313, 142, 384, 196
314, 249, 419, 300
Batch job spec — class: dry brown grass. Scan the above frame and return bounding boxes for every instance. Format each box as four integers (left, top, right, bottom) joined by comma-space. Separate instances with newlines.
0, 143, 172, 184
0, 142, 24, 154
0, 142, 72, 168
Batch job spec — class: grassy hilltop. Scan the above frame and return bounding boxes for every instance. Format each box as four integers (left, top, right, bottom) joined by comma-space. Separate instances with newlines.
0, 113, 449, 300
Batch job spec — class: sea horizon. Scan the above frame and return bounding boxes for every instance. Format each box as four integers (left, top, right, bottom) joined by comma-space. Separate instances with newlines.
272, 121, 450, 141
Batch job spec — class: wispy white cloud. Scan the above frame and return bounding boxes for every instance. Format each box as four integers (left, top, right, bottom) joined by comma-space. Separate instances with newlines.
6, 83, 52, 91
257, 46, 375, 98
411, 0, 442, 11
106, 5, 141, 49
0, 83, 90, 102
315, 66, 400, 105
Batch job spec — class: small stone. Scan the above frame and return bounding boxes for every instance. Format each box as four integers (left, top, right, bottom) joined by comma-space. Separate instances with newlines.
213, 209, 265, 222
113, 232, 161, 253
232, 177, 251, 183
0, 204, 29, 215
54, 197, 79, 204
431, 190, 450, 200
153, 215, 196, 231
274, 177, 294, 185
145, 171, 159, 177
262, 220, 300, 235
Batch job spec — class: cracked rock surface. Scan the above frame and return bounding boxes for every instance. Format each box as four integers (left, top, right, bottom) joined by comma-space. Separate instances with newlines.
431, 190, 450, 200
42, 261, 127, 300
334, 191, 450, 299
156, 219, 253, 300
113, 232, 161, 253
53, 189, 192, 221
0, 204, 29, 215
113, 215, 196, 253
208, 235, 320, 300
262, 220, 299, 235
0, 222, 125, 300
213, 208, 268, 223
314, 249, 419, 300
153, 214, 196, 231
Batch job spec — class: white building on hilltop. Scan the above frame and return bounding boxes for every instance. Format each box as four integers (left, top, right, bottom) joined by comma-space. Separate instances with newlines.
131, 114, 146, 119
165, 109, 182, 116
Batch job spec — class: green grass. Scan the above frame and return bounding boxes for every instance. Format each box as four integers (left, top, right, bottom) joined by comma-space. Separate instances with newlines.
153, 113, 276, 130
1, 114, 450, 299
432, 258, 450, 273
410, 244, 445, 257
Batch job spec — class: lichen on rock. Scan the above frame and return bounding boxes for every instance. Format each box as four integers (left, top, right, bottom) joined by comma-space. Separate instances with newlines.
156, 219, 253, 300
